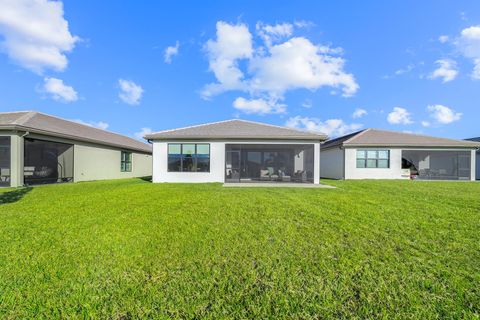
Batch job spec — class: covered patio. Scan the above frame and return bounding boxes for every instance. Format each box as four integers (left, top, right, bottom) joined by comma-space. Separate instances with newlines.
225, 144, 315, 183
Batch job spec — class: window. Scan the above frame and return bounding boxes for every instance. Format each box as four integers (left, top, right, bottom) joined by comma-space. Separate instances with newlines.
356, 149, 389, 168
168, 143, 210, 172
121, 151, 132, 172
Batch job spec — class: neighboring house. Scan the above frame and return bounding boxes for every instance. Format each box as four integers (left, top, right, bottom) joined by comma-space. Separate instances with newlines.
145, 119, 327, 184
321, 129, 479, 181
465, 137, 480, 180
0, 111, 152, 188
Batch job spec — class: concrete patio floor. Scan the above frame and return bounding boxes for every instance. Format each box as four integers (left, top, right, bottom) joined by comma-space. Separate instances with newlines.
223, 183, 336, 188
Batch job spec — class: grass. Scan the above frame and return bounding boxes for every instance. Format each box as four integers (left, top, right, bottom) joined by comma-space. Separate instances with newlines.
0, 179, 479, 319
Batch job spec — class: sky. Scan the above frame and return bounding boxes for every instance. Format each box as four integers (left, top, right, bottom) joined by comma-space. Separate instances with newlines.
0, 1, 479, 141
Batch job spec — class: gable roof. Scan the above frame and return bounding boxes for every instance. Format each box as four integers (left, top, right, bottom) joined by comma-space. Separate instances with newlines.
0, 111, 152, 153
322, 128, 480, 149
144, 119, 328, 141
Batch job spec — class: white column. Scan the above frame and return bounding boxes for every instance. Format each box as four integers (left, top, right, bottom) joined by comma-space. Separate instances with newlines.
314, 142, 320, 184
471, 149, 476, 181
10, 133, 24, 187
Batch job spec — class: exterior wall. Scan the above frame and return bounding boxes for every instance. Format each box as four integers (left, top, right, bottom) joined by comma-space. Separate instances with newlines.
0, 131, 24, 188
344, 148, 406, 180
320, 147, 344, 179
74, 142, 152, 182
152, 140, 321, 184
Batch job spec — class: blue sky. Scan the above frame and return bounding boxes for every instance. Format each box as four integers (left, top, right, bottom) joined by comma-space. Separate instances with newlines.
0, 1, 479, 140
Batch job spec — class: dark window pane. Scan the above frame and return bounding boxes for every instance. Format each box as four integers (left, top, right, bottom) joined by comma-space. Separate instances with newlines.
182, 155, 195, 172
0, 137, 11, 187
168, 156, 182, 172
196, 157, 210, 172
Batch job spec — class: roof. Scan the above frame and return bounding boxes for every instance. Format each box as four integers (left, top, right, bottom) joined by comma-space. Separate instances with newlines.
322, 128, 480, 149
0, 111, 152, 153
465, 137, 480, 142
144, 119, 328, 141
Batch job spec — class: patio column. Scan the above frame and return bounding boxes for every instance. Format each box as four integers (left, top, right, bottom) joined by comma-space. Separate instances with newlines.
471, 149, 476, 181
314, 142, 320, 184
10, 133, 24, 188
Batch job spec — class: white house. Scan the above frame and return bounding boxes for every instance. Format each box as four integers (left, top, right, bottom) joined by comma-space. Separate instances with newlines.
321, 129, 479, 180
145, 119, 327, 184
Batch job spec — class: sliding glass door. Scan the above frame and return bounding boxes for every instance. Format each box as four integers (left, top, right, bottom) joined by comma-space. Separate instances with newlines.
0, 137, 11, 187
225, 150, 240, 182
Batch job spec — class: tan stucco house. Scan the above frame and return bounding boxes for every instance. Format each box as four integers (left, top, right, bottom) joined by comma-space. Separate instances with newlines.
0, 111, 152, 188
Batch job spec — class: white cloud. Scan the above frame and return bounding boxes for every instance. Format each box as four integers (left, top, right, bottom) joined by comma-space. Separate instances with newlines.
232, 97, 286, 115
256, 22, 293, 46
202, 21, 253, 97
134, 127, 152, 140
352, 108, 367, 118
164, 41, 179, 63
387, 107, 413, 125
118, 79, 144, 105
0, 0, 79, 73
73, 119, 109, 130
429, 59, 458, 82
41, 77, 78, 102
456, 25, 480, 79
427, 104, 462, 124
421, 120, 430, 127
439, 35, 449, 43
202, 21, 358, 113
285, 116, 362, 138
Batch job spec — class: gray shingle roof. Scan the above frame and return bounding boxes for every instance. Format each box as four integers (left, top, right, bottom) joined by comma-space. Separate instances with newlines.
145, 119, 328, 141
0, 111, 152, 153
322, 128, 480, 149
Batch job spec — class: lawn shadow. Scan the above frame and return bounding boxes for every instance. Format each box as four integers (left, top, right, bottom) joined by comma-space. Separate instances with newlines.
139, 176, 152, 182
0, 187, 32, 205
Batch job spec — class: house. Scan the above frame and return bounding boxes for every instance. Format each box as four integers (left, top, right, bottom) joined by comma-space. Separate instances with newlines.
0, 111, 152, 188
465, 137, 480, 180
321, 128, 479, 180
144, 119, 327, 184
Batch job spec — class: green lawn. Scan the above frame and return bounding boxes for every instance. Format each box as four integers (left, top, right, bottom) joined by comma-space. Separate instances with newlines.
0, 179, 479, 319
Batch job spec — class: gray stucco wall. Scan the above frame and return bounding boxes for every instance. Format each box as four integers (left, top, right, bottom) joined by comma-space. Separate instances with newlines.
320, 147, 344, 179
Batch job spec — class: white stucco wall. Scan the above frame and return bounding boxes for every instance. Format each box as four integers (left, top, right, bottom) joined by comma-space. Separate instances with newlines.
344, 148, 406, 180
74, 143, 152, 182
320, 147, 344, 179
152, 140, 321, 184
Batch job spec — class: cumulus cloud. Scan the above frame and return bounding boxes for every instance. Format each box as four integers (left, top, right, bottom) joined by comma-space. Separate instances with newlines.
285, 116, 362, 138
233, 97, 286, 115
202, 21, 358, 113
202, 21, 253, 97
456, 25, 480, 79
439, 35, 449, 43
352, 108, 367, 119
41, 77, 78, 102
118, 79, 144, 105
387, 107, 413, 125
427, 104, 462, 124
134, 127, 152, 140
0, 0, 79, 73
73, 119, 109, 130
429, 59, 458, 82
164, 41, 179, 63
